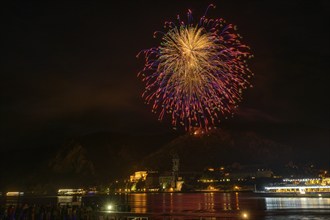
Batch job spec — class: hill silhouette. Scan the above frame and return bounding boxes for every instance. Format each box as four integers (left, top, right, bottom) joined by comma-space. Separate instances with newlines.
1, 128, 326, 192
139, 129, 293, 172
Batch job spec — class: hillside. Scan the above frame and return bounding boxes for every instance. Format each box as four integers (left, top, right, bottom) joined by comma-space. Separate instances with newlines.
138, 129, 293, 171
1, 128, 327, 192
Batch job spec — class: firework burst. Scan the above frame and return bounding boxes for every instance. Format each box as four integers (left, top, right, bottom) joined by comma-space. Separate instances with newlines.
137, 5, 254, 131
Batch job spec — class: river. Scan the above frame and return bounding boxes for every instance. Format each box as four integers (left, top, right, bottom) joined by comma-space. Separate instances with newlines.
1, 192, 330, 219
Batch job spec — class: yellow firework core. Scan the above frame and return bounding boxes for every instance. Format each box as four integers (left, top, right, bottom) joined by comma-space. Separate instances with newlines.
159, 26, 218, 95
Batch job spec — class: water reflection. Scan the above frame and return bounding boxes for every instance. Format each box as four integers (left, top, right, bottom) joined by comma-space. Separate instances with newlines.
223, 193, 232, 210
204, 192, 215, 211
129, 193, 147, 213
265, 197, 330, 209
128, 192, 241, 213
1, 193, 330, 219
57, 196, 82, 206
235, 192, 240, 210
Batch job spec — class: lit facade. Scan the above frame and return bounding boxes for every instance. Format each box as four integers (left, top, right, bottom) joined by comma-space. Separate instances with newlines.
130, 171, 148, 182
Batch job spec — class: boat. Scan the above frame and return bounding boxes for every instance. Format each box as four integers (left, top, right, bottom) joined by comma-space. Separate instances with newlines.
254, 177, 330, 197
255, 185, 330, 197
57, 188, 86, 196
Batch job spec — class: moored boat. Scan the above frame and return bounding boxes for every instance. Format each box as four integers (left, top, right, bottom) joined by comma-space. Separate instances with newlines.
255, 185, 330, 197
254, 177, 330, 197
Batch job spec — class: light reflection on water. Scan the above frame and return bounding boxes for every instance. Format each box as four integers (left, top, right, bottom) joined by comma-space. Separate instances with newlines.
130, 193, 147, 213
128, 192, 245, 213
265, 197, 330, 209
57, 195, 82, 206
127, 192, 330, 219
1, 193, 330, 219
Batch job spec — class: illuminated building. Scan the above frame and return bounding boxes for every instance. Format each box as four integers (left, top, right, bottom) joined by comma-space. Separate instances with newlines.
130, 171, 148, 182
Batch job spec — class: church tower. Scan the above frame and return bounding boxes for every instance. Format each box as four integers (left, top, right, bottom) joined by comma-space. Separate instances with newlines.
172, 153, 179, 189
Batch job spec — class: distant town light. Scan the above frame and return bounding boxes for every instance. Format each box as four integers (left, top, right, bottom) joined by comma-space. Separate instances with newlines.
6, 192, 24, 196
107, 204, 113, 210
242, 211, 249, 219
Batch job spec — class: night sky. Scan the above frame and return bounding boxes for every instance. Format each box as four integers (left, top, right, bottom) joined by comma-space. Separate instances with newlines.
1, 1, 329, 157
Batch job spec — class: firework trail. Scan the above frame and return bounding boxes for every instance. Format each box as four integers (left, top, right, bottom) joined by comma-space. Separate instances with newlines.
137, 4, 254, 131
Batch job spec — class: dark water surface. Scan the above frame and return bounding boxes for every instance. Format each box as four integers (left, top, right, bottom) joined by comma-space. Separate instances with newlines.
127, 192, 330, 219
1, 192, 330, 219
